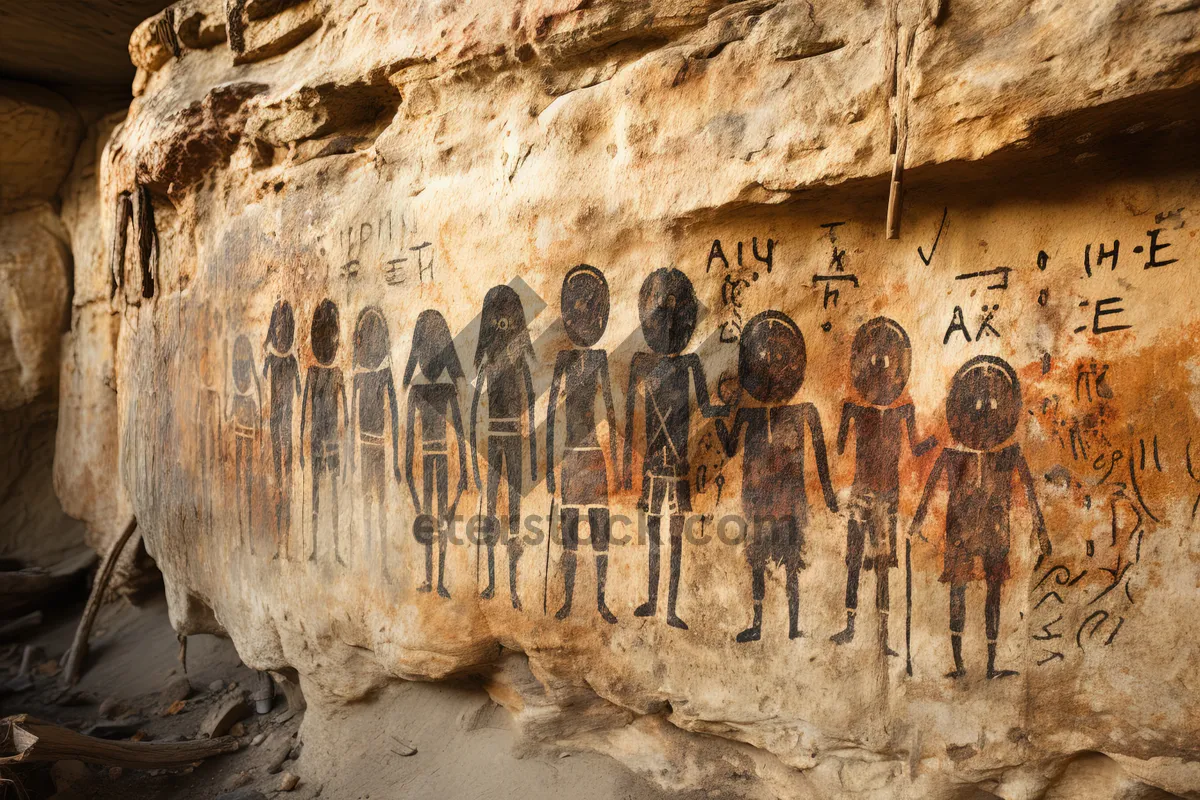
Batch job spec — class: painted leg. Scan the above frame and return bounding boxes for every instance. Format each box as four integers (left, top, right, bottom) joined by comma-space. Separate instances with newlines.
556, 552, 576, 620
877, 563, 898, 657
634, 514, 660, 617
309, 465, 320, 562
418, 544, 433, 592
737, 567, 765, 643
666, 514, 687, 630
985, 576, 1017, 679
787, 567, 802, 640
946, 583, 966, 678
595, 555, 616, 624
831, 519, 863, 645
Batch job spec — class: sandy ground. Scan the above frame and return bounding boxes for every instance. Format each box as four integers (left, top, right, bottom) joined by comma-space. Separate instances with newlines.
0, 591, 672, 799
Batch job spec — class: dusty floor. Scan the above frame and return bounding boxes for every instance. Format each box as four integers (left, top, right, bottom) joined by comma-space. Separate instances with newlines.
0, 591, 672, 799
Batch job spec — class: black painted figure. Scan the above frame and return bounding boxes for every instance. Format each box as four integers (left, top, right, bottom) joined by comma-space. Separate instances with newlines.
831, 318, 935, 654
623, 268, 727, 630
300, 299, 348, 564
263, 300, 301, 558
716, 312, 837, 642
227, 335, 263, 553
911, 356, 1050, 679
470, 286, 538, 609
546, 265, 619, 623
404, 310, 469, 597
351, 307, 401, 575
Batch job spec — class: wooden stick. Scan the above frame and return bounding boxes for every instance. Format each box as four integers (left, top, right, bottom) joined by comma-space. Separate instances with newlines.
60, 519, 138, 688
886, 131, 907, 240
0, 715, 238, 768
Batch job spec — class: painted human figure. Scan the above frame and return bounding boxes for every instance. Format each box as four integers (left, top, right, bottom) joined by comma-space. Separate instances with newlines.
911, 355, 1050, 679
351, 307, 401, 575
831, 318, 936, 654
716, 312, 837, 642
404, 310, 469, 597
470, 286, 538, 609
623, 268, 727, 630
300, 299, 348, 564
546, 265, 619, 623
227, 334, 263, 552
263, 300, 301, 558
194, 304, 224, 536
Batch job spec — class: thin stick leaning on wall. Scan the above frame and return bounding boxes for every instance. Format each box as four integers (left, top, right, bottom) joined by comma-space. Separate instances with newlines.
59, 519, 139, 688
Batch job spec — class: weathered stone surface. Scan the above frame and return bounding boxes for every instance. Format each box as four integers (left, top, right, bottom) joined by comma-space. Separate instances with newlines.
59, 0, 1200, 797
0, 82, 81, 215
0, 204, 70, 410
55, 112, 136, 553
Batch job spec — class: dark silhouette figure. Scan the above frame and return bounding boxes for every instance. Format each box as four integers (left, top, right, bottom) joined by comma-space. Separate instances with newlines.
263, 301, 301, 558
470, 286, 538, 609
404, 310, 469, 597
300, 299, 348, 564
546, 265, 619, 624
911, 356, 1050, 679
831, 318, 935, 654
228, 334, 263, 553
716, 312, 837, 642
351, 307, 401, 576
623, 268, 727, 630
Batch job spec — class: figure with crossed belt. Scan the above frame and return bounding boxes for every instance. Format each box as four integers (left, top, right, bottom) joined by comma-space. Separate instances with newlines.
546, 265, 619, 623
351, 307, 401, 576
404, 310, 469, 597
716, 311, 837, 642
831, 318, 936, 654
624, 268, 727, 630
471, 286, 538, 609
301, 299, 348, 564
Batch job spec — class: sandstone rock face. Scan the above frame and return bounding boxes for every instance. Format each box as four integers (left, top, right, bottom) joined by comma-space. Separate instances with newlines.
0, 82, 81, 215
65, 0, 1200, 797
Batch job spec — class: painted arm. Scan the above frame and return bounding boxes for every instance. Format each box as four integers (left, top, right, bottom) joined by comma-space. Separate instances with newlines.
291, 357, 301, 399
715, 408, 748, 458
545, 352, 566, 496
387, 372, 401, 481
623, 353, 647, 490
299, 368, 310, 468
1015, 448, 1050, 558
470, 364, 484, 490
404, 391, 419, 510
523, 357, 538, 484
910, 450, 948, 542
688, 354, 729, 419
903, 402, 937, 457
449, 388, 469, 516
804, 404, 838, 513
837, 401, 855, 456
599, 352, 619, 478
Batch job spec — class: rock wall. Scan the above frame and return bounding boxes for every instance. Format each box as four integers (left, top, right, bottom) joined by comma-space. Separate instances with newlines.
60, 0, 1200, 797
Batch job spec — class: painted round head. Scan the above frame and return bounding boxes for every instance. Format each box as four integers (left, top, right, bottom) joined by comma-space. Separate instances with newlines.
739, 311, 806, 404
354, 307, 390, 370
232, 335, 254, 393
476, 285, 533, 368
404, 309, 465, 386
310, 299, 340, 365
638, 268, 697, 355
561, 264, 609, 347
266, 300, 295, 353
946, 355, 1021, 450
850, 317, 912, 406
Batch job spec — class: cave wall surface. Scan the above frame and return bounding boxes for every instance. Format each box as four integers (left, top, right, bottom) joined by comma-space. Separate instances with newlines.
59, 0, 1200, 796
